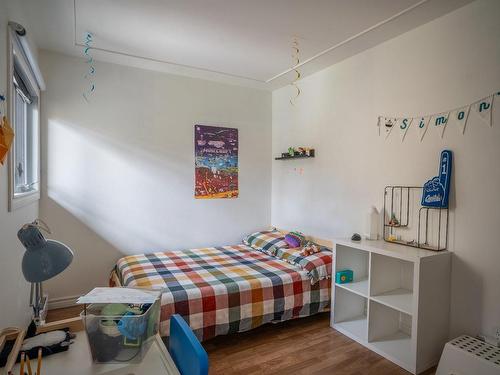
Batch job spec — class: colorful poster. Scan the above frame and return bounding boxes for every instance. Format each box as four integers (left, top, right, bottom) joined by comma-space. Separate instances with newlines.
195, 125, 238, 199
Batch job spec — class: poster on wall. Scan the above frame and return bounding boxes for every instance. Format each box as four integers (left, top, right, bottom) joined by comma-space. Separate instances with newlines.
194, 125, 239, 199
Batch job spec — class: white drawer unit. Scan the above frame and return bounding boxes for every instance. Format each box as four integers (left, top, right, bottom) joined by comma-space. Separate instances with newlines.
331, 238, 451, 374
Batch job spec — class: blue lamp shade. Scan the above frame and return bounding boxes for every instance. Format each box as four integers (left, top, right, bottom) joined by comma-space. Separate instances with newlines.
18, 224, 74, 283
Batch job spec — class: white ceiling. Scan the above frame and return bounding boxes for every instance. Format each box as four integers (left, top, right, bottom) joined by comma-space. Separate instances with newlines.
17, 0, 474, 89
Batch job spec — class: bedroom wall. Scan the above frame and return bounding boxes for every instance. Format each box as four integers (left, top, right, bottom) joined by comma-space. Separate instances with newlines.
0, 2, 39, 328
272, 0, 500, 339
39, 51, 271, 303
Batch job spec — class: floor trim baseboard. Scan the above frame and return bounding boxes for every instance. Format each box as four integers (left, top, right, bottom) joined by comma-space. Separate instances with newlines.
48, 295, 80, 310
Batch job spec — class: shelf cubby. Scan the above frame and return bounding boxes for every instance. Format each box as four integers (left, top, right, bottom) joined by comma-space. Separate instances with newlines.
368, 300, 414, 367
333, 287, 368, 341
370, 253, 414, 315
334, 244, 369, 297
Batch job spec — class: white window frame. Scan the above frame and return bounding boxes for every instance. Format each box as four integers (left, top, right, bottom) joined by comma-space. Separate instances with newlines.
7, 28, 41, 211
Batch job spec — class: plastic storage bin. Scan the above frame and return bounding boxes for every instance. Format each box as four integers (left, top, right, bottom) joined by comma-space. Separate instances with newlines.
80, 294, 161, 363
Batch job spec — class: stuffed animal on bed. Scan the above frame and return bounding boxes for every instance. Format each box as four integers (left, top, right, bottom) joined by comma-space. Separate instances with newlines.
300, 241, 321, 256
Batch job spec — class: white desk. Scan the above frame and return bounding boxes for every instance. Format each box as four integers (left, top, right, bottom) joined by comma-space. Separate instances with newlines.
9, 333, 179, 375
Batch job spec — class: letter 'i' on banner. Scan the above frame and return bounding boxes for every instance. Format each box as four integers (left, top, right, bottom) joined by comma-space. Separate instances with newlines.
398, 118, 412, 142
417, 116, 430, 142
449, 106, 470, 134
473, 95, 493, 126
431, 112, 450, 138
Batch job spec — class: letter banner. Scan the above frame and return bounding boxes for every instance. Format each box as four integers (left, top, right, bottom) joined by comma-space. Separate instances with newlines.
448, 106, 470, 134
398, 118, 412, 142
378, 90, 498, 141
431, 112, 450, 138
382, 117, 396, 139
472, 95, 493, 126
416, 116, 431, 142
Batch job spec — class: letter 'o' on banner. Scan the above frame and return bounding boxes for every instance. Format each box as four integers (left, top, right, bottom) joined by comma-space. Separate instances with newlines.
449, 106, 470, 134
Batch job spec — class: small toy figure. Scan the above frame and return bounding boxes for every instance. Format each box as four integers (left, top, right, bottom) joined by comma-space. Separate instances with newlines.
388, 213, 399, 226
387, 234, 398, 242
300, 241, 321, 256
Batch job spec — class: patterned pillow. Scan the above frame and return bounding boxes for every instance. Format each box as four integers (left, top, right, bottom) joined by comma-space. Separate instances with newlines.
243, 229, 289, 255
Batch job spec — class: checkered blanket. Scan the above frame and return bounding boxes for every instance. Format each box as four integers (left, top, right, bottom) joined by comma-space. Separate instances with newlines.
112, 244, 331, 341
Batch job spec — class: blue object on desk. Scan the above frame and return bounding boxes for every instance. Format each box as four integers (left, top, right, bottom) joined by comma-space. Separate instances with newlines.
117, 311, 147, 340
335, 270, 353, 284
169, 314, 209, 375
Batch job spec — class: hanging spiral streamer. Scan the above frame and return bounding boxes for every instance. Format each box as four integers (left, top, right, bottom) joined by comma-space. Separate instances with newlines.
289, 37, 301, 106
82, 32, 95, 102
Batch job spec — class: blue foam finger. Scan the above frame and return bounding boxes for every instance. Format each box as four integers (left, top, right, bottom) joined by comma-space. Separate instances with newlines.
421, 150, 452, 208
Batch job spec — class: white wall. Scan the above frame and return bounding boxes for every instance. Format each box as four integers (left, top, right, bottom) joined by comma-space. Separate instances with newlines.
0, 1, 39, 328
39, 51, 271, 301
272, 0, 500, 339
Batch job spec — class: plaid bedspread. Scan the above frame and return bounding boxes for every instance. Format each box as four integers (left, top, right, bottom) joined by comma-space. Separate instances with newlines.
113, 244, 331, 341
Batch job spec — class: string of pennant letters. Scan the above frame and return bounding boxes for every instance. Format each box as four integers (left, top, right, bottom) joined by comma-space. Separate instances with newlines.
378, 91, 499, 141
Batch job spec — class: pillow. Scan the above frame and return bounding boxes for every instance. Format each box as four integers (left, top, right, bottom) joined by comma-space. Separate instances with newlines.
243, 229, 289, 255
284, 231, 305, 248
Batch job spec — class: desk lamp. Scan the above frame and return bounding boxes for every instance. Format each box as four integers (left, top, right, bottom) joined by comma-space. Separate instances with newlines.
17, 219, 73, 324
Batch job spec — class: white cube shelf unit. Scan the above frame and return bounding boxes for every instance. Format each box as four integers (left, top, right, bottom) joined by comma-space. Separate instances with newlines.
331, 239, 451, 374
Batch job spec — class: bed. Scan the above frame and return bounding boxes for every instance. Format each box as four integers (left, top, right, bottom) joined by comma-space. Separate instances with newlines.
110, 230, 332, 342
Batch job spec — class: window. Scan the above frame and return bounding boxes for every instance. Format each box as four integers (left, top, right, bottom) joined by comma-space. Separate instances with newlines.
8, 29, 40, 210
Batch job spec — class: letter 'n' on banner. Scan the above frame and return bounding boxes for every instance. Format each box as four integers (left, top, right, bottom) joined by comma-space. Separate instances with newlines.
449, 106, 470, 134
416, 116, 430, 142
431, 112, 450, 138
473, 95, 493, 126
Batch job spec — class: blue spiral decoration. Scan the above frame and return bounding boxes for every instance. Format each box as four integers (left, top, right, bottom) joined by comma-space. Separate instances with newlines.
83, 32, 95, 102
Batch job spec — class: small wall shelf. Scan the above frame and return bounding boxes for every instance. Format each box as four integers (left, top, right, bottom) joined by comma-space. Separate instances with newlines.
275, 149, 315, 160
331, 238, 451, 374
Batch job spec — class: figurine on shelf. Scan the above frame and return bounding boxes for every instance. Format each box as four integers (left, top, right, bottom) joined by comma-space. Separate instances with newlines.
388, 213, 399, 226
288, 147, 295, 157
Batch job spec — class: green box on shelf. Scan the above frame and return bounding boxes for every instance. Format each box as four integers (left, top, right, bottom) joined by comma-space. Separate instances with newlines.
335, 270, 353, 284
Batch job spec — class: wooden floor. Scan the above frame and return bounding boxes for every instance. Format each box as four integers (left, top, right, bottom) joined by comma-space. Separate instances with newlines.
204, 313, 423, 375
47, 309, 435, 375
